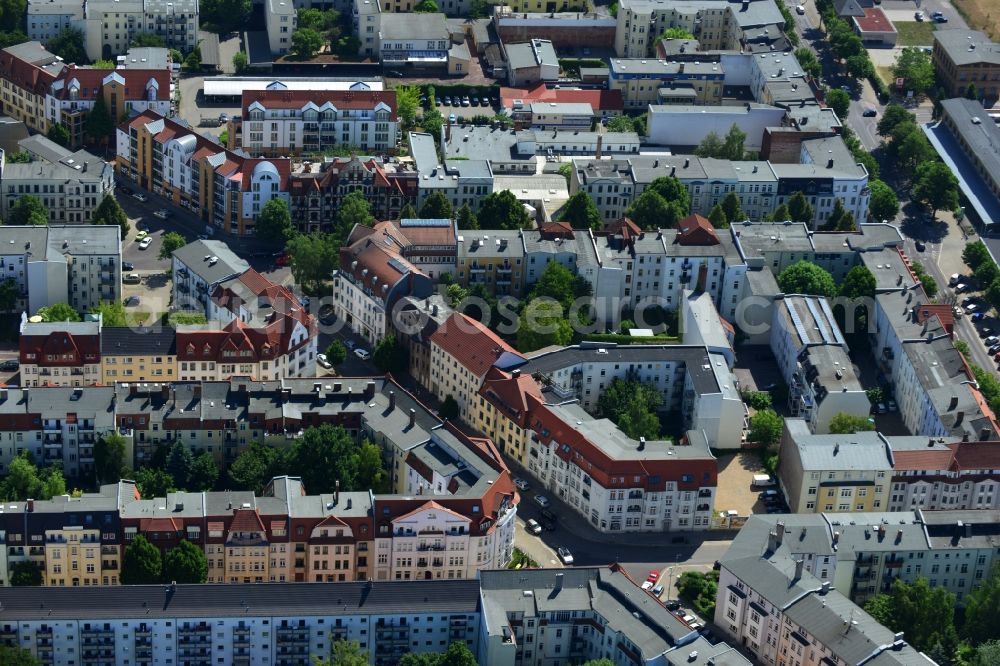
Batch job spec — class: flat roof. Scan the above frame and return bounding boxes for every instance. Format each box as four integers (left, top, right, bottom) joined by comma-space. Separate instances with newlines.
203, 78, 382, 97
853, 6, 895, 34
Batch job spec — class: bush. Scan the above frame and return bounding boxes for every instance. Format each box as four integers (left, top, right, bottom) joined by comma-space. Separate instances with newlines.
743, 390, 773, 410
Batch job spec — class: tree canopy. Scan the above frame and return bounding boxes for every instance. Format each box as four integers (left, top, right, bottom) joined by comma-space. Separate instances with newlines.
625, 176, 690, 230
0, 645, 41, 666
48, 27, 87, 64
287, 232, 339, 292
37, 302, 81, 322
10, 560, 42, 587
419, 191, 453, 219
84, 97, 114, 143
787, 192, 814, 223
868, 179, 899, 222
694, 124, 748, 160
9, 195, 48, 226
839, 265, 876, 300
892, 47, 935, 97
825, 88, 850, 119
315, 640, 370, 666
256, 198, 295, 245
559, 191, 602, 229
597, 379, 663, 441
158, 231, 187, 260
290, 28, 323, 59
517, 298, 573, 351
963, 563, 1000, 644
46, 123, 70, 148
477, 190, 533, 229
163, 539, 208, 584
372, 334, 408, 374
777, 261, 836, 297
913, 161, 959, 218
828, 412, 875, 434
201, 0, 252, 31
864, 577, 959, 654
95, 433, 129, 484
92, 194, 130, 236
749, 409, 783, 446
121, 535, 162, 585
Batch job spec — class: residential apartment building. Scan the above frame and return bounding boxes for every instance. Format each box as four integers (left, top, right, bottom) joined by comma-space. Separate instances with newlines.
100, 327, 178, 383
505, 39, 559, 87
81, 0, 199, 59
0, 225, 121, 315
769, 295, 869, 432
0, 565, 746, 666
887, 438, 1000, 512
609, 58, 725, 109
265, 0, 297, 55
344, 218, 457, 281
428, 312, 523, 423
2, 135, 114, 223
0, 42, 65, 134
527, 102, 594, 130
936, 97, 1000, 207
332, 223, 435, 344
0, 384, 119, 477
455, 229, 526, 296
19, 318, 103, 388
234, 89, 398, 157
171, 239, 250, 313
288, 155, 417, 234
118, 110, 291, 237
27, 0, 84, 42
410, 131, 493, 212
932, 29, 1000, 103
378, 13, 462, 73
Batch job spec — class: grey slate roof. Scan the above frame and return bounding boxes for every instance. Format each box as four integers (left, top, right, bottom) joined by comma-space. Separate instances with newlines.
933, 30, 1000, 67
173, 239, 250, 285
940, 98, 1000, 189
380, 12, 448, 40
784, 420, 893, 471
101, 326, 178, 355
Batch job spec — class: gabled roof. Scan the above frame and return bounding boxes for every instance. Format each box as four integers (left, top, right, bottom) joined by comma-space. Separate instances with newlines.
430, 313, 520, 378
241, 89, 397, 118
393, 500, 470, 524
500, 83, 624, 112
677, 214, 720, 246
229, 507, 266, 533
48, 66, 170, 101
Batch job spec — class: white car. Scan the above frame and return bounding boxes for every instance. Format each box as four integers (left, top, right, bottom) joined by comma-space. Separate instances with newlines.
533, 495, 551, 509
316, 353, 332, 369
795, 4, 804, 13
641, 581, 654, 590
354, 348, 370, 360
132, 192, 148, 202
557, 547, 574, 565
525, 519, 542, 535
123, 273, 141, 285
138, 237, 152, 250
514, 478, 530, 491
949, 273, 961, 287
153, 209, 171, 219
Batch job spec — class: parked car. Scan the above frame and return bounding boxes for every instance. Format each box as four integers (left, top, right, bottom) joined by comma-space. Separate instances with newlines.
985, 335, 999, 345
138, 237, 152, 250
956, 283, 970, 293
886, 399, 898, 412
641, 581, 654, 590
132, 191, 148, 202
915, 241, 926, 252
448, 112, 457, 123
443, 96, 451, 105
275, 254, 290, 266
665, 600, 681, 611
354, 348, 371, 360
914, 11, 924, 20
122, 262, 134, 271
973, 312, 986, 321
153, 209, 171, 219
980, 327, 995, 338
989, 343, 1000, 355
123, 273, 142, 284
219, 113, 229, 123
795, 4, 804, 13
950, 273, 962, 286
135, 230, 148, 241
647, 570, 660, 583
934, 15, 948, 22
533, 495, 551, 509
480, 97, 490, 107
875, 402, 887, 414
514, 478, 530, 491
0, 359, 18, 371
469, 96, 479, 106
316, 353, 332, 369
461, 96, 471, 106
525, 518, 543, 535
863, 108, 878, 117
344, 340, 356, 351
652, 585, 664, 596
124, 295, 141, 306
557, 547, 574, 565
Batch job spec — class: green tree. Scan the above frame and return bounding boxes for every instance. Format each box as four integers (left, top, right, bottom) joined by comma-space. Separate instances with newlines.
290, 28, 323, 59
864, 577, 958, 653
232, 50, 249, 73
677, 570, 719, 618
963, 563, 1000, 644
422, 107, 444, 138
743, 390, 772, 410
439, 395, 459, 420
201, 0, 251, 32
9, 560, 42, 587
749, 409, 783, 446
290, 424, 387, 493
529, 261, 579, 310
597, 378, 663, 441
654, 26, 695, 43
37, 302, 81, 322
896, 129, 935, 176
720, 123, 747, 160
777, 261, 836, 297
134, 467, 175, 497
46, 123, 70, 147
446, 283, 469, 308
188, 452, 218, 491
166, 441, 193, 490
163, 539, 208, 584
877, 105, 914, 136
399, 203, 418, 219
478, 190, 533, 230
84, 96, 114, 143
708, 204, 728, 228
0, 646, 41, 666
695, 132, 725, 159
787, 192, 814, 224
414, 0, 438, 10
47, 27, 87, 63
256, 198, 295, 245
826, 88, 850, 119
183, 48, 202, 71
770, 203, 791, 222
721, 192, 744, 224
9, 194, 48, 226
868, 179, 899, 222
840, 265, 876, 299
456, 203, 479, 230
965, 83, 979, 100
287, 232, 338, 293
325, 340, 348, 366
95, 433, 128, 484
974, 260, 999, 288
92, 193, 130, 236
964, 241, 992, 271
0, 278, 18, 310
625, 190, 673, 229
893, 47, 935, 97
121, 534, 163, 585
794, 48, 822, 78
158, 231, 187, 260
846, 53, 875, 79
517, 298, 572, 351
828, 412, 875, 434
559, 191, 602, 229
315, 640, 370, 666
438, 642, 478, 666
985, 279, 1000, 313
606, 115, 636, 133
396, 85, 422, 129
227, 442, 285, 493
821, 199, 856, 232
419, 191, 452, 219
913, 161, 960, 219
337, 190, 375, 235
973, 641, 1000, 666
130, 32, 166, 47
372, 334, 408, 374
357, 440, 389, 493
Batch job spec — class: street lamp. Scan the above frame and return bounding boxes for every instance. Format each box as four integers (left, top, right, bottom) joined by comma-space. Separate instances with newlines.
665, 566, 675, 602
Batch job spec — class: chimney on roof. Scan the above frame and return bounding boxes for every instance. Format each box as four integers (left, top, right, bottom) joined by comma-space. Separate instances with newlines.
554, 572, 564, 593
129, 385, 138, 396
827, 158, 834, 168
776, 521, 785, 544
793, 558, 804, 581
512, 369, 521, 378
821, 581, 831, 594
767, 530, 779, 553
638, 436, 646, 451
193, 384, 202, 399
433, 304, 438, 316
335, 479, 340, 505
684, 158, 690, 168
981, 427, 992, 441
409, 408, 416, 428
364, 381, 376, 401
161, 385, 169, 401
965, 522, 973, 538
26, 499, 33, 513
596, 133, 603, 160
389, 390, 395, 410
895, 529, 903, 544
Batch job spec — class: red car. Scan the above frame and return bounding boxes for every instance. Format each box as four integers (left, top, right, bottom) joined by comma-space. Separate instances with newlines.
647, 570, 659, 583
275, 254, 290, 266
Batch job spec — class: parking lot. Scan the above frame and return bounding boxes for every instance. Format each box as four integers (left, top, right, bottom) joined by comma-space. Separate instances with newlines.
715, 452, 767, 518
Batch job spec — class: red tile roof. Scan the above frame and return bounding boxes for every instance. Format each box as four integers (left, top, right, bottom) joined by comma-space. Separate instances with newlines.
951, 442, 1000, 471
500, 83, 624, 112
339, 232, 421, 304
853, 7, 896, 33
241, 89, 397, 117
892, 448, 955, 471
430, 313, 518, 378
21, 331, 101, 366
51, 66, 171, 101
677, 214, 720, 246
229, 507, 266, 533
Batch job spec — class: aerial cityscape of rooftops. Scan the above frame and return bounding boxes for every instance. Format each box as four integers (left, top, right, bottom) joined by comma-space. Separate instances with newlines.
0, 0, 997, 663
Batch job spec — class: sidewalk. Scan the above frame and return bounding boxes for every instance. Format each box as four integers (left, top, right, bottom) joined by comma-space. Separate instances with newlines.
935, 210, 974, 280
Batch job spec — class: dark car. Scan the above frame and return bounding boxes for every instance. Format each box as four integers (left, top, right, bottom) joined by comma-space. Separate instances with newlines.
915, 241, 926, 252
862, 108, 878, 117
0, 359, 18, 371
665, 600, 681, 611
122, 262, 134, 271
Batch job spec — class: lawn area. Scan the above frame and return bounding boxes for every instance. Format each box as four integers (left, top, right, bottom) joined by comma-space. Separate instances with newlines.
876, 65, 895, 86
953, 0, 999, 40
895, 21, 936, 46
